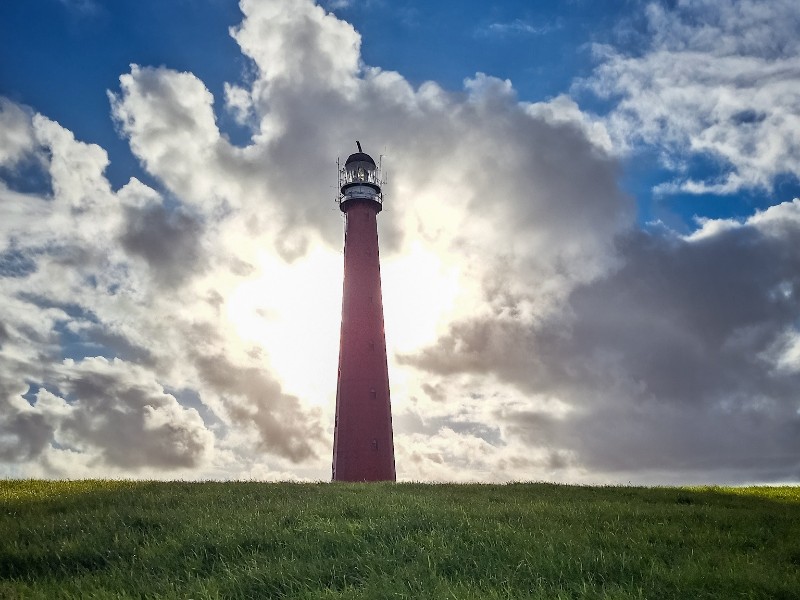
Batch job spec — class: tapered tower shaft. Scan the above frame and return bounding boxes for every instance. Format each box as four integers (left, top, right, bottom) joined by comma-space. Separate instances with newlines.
332, 147, 396, 481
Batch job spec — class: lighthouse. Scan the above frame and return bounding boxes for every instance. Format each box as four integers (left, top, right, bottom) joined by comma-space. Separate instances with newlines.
332, 142, 396, 482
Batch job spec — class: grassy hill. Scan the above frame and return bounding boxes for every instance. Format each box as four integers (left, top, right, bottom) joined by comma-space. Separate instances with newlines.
1, 481, 798, 599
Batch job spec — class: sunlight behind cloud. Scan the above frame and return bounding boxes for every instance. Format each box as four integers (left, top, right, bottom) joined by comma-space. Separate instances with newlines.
225, 247, 342, 407
225, 238, 464, 411
382, 241, 462, 355
2, 0, 799, 484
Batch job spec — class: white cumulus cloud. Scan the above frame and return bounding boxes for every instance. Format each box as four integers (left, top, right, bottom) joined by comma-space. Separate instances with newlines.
584, 0, 800, 194
1, 0, 798, 483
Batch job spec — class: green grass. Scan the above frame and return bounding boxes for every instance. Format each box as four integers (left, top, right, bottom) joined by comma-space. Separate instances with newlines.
1, 482, 798, 599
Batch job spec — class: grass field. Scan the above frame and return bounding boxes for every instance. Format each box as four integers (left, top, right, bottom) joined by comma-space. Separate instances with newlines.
1, 481, 798, 599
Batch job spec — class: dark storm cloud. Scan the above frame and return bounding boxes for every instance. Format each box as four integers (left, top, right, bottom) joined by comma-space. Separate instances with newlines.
56, 358, 213, 469
0, 342, 56, 463
404, 202, 800, 480
191, 349, 324, 463
0, 413, 53, 462
0, 383, 53, 462
0, 350, 213, 471
120, 203, 206, 285
0, 322, 9, 348
562, 225, 800, 404
81, 325, 156, 366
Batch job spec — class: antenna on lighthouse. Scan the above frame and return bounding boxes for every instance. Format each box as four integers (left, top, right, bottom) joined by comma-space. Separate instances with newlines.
356, 140, 363, 152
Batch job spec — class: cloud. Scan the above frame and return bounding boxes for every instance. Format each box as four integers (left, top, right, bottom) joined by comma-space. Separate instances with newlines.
0, 383, 54, 463
0, 90, 326, 476
108, 0, 632, 316
404, 200, 800, 482
1, 0, 797, 483
56, 0, 100, 15
189, 346, 325, 463
0, 0, 632, 480
476, 18, 560, 38
583, 0, 800, 193
0, 99, 37, 167
0, 357, 214, 470
109, 65, 224, 213
322, 0, 353, 9
120, 202, 206, 287
56, 357, 214, 469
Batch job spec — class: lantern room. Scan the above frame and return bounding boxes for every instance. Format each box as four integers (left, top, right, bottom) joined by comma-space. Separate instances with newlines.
338, 141, 383, 212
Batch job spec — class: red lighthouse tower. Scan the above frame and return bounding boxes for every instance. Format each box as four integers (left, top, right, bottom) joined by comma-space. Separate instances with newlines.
332, 142, 396, 482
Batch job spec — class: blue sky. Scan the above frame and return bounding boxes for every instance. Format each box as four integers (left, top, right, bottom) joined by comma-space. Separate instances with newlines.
3, 0, 797, 229
0, 0, 798, 482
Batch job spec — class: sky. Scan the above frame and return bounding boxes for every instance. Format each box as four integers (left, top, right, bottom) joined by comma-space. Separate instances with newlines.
0, 0, 798, 484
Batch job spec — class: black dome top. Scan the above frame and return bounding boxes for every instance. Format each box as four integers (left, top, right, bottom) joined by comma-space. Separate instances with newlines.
345, 152, 376, 166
